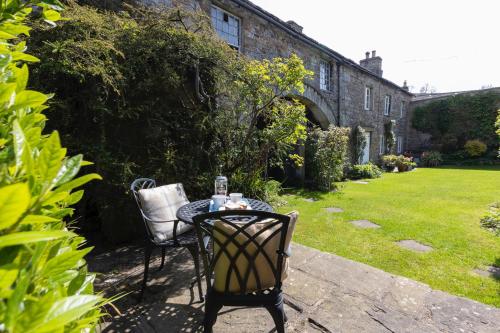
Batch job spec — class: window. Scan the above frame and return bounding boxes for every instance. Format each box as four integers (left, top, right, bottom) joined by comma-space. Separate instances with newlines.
397, 136, 403, 154
379, 135, 385, 155
400, 101, 405, 118
384, 95, 392, 116
320, 60, 331, 91
364, 87, 372, 110
211, 5, 240, 49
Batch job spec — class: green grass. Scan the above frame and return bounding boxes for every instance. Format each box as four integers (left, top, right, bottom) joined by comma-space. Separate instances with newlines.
278, 166, 500, 307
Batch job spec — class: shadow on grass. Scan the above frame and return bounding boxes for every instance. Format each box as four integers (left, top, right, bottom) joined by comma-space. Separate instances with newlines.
282, 186, 345, 202
435, 165, 500, 172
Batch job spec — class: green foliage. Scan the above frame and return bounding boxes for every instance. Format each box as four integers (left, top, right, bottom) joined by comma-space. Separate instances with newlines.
307, 125, 350, 191
352, 125, 367, 164
480, 202, 500, 236
383, 120, 396, 154
464, 139, 487, 157
420, 151, 443, 167
0, 1, 106, 332
348, 163, 382, 180
28, 3, 311, 241
495, 109, 500, 156
412, 92, 500, 152
382, 155, 416, 172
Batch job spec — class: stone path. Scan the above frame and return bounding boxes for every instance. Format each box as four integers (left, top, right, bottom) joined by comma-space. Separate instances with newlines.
90, 243, 500, 333
397, 240, 433, 253
325, 207, 344, 213
349, 219, 381, 229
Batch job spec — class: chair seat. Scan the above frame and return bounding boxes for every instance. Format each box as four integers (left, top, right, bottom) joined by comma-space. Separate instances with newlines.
154, 228, 198, 247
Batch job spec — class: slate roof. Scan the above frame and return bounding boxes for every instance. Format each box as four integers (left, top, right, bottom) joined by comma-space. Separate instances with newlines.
231, 0, 414, 95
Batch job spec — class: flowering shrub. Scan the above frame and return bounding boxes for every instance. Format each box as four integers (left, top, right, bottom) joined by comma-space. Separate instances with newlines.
421, 151, 443, 167
464, 139, 487, 157
348, 163, 382, 180
480, 202, 500, 236
382, 155, 416, 172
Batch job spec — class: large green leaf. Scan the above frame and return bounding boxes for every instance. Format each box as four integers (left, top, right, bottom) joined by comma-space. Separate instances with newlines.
0, 83, 16, 106
54, 154, 83, 187
20, 214, 59, 225
13, 90, 48, 109
38, 131, 65, 188
40, 247, 91, 279
15, 63, 29, 92
0, 264, 18, 298
0, 230, 74, 247
0, 183, 30, 230
54, 173, 102, 193
27, 295, 102, 333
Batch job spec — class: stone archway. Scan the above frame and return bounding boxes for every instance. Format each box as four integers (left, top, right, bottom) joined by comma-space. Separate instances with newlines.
289, 84, 337, 129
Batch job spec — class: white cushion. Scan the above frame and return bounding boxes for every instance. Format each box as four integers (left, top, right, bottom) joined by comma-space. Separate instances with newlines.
138, 183, 193, 242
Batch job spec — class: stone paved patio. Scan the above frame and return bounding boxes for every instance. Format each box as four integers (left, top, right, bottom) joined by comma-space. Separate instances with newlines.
89, 242, 500, 333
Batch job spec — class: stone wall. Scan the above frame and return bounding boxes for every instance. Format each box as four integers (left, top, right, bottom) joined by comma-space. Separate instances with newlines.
152, 0, 414, 162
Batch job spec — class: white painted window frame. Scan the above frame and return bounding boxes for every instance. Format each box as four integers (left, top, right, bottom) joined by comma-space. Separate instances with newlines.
319, 60, 331, 91
379, 135, 385, 155
384, 95, 391, 116
364, 87, 372, 111
211, 5, 241, 50
397, 136, 403, 154
400, 101, 405, 119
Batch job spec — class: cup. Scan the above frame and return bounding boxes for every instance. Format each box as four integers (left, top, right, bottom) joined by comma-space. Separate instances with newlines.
229, 193, 243, 204
212, 195, 226, 211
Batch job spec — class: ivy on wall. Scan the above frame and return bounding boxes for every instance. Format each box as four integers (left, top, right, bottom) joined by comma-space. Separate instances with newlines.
412, 91, 500, 152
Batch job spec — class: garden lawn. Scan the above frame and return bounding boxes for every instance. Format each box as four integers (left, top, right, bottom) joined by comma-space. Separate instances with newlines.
279, 166, 500, 307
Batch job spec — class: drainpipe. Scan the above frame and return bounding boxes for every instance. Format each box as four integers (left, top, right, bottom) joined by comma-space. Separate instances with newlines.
336, 62, 341, 126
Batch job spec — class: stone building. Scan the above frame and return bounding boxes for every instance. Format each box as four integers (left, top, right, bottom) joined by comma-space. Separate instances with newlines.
144, 0, 414, 163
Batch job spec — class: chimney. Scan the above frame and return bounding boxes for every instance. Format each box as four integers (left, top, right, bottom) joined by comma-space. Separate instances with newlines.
360, 50, 383, 77
402, 80, 409, 91
286, 20, 303, 33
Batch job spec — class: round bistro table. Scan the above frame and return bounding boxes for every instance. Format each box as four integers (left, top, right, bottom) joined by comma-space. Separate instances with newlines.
176, 198, 273, 225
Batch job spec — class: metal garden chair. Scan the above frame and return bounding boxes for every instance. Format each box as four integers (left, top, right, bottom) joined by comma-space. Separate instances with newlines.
131, 178, 203, 302
193, 210, 298, 333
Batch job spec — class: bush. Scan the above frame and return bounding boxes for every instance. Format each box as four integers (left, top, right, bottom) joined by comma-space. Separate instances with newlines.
307, 126, 351, 191
480, 202, 500, 236
421, 151, 443, 167
28, 3, 312, 242
382, 155, 416, 172
349, 163, 383, 180
464, 139, 487, 157
0, 1, 107, 331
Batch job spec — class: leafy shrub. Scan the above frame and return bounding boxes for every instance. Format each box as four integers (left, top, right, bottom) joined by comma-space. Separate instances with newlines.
383, 120, 396, 154
307, 126, 351, 191
352, 125, 367, 164
495, 109, 500, 156
382, 155, 416, 172
29, 3, 311, 242
262, 180, 287, 208
480, 202, 500, 236
421, 151, 443, 167
464, 139, 487, 157
0, 1, 107, 331
348, 163, 382, 180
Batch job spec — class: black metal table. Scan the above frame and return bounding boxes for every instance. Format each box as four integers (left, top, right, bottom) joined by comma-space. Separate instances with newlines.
176, 199, 273, 225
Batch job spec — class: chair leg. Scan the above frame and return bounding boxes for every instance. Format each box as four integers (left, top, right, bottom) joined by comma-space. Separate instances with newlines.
159, 246, 166, 271
203, 294, 222, 333
140, 243, 153, 301
187, 245, 204, 302
266, 299, 286, 333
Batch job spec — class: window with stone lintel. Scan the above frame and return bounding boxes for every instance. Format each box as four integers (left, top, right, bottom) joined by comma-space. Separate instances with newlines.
364, 87, 372, 110
320, 60, 331, 91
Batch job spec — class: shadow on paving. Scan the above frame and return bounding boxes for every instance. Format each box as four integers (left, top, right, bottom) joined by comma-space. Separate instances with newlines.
87, 242, 206, 332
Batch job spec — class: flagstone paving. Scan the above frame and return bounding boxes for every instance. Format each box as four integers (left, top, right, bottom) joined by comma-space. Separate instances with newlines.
90, 243, 500, 333
397, 240, 434, 253
349, 219, 381, 229
325, 207, 344, 213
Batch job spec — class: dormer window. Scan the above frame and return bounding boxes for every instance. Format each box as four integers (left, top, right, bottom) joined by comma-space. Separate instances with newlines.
211, 5, 240, 50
